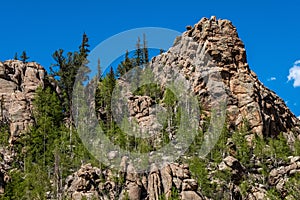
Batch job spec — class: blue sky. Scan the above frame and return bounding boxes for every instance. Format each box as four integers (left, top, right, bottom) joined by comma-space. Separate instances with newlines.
0, 0, 300, 117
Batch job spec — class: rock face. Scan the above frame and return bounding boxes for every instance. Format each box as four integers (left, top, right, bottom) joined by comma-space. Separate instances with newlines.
67, 156, 300, 199
148, 16, 300, 139
0, 60, 45, 144
127, 95, 163, 137
64, 161, 204, 200
0, 60, 47, 194
268, 156, 300, 191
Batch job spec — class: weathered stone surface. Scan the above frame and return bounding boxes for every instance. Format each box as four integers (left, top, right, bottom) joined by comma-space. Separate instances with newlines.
160, 164, 173, 199
64, 163, 103, 200
111, 16, 300, 173
147, 16, 300, 140
218, 156, 245, 185
182, 179, 198, 191
0, 60, 48, 194
181, 191, 203, 200
0, 60, 45, 143
247, 186, 268, 200
64, 161, 203, 200
127, 95, 164, 138
268, 156, 300, 191
147, 164, 163, 200
126, 182, 141, 200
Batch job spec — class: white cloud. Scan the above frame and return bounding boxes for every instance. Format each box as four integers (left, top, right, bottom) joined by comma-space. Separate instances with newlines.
267, 77, 276, 81
298, 116, 300, 120
287, 60, 300, 87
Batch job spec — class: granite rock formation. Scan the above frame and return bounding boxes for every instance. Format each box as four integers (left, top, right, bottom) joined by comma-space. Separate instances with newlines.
0, 60, 46, 144
64, 162, 204, 200
148, 16, 300, 140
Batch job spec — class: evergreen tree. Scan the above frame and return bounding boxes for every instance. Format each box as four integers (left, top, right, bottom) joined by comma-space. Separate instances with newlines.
268, 132, 291, 163
123, 50, 132, 71
97, 58, 102, 80
96, 67, 116, 128
3, 163, 50, 200
103, 67, 116, 125
14, 52, 18, 60
134, 37, 143, 67
189, 156, 214, 197
231, 129, 252, 167
28, 87, 63, 165
20, 51, 29, 62
51, 33, 90, 119
285, 173, 300, 199
79, 32, 90, 59
117, 50, 133, 76
116, 35, 149, 77
143, 34, 149, 63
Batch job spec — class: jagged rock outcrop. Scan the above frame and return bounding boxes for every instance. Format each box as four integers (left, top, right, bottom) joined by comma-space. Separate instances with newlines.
0, 60, 49, 194
0, 60, 46, 144
218, 156, 246, 184
115, 16, 300, 168
127, 95, 163, 137
148, 16, 300, 140
64, 161, 204, 200
216, 155, 300, 199
268, 156, 300, 191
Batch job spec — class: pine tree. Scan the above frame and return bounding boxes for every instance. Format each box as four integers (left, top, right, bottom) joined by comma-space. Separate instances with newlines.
79, 32, 90, 59
20, 51, 29, 62
29, 87, 63, 165
97, 58, 102, 80
116, 36, 149, 77
143, 34, 149, 63
134, 37, 143, 67
14, 52, 18, 60
117, 50, 133, 76
51, 33, 90, 119
96, 66, 116, 129
232, 130, 252, 167
189, 157, 214, 197
268, 133, 291, 163
103, 67, 116, 125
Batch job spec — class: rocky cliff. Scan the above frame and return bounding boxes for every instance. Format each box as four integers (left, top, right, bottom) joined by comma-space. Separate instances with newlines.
151, 16, 300, 139
0, 60, 46, 144
0, 60, 47, 194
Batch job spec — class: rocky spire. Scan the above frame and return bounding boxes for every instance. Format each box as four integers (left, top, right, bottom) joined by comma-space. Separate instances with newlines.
150, 16, 300, 140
